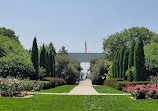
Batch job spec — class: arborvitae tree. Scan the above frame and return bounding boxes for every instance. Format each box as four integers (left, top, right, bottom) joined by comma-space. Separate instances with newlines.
115, 52, 119, 78
31, 37, 39, 80
113, 52, 119, 78
123, 48, 129, 80
40, 44, 46, 68
112, 60, 115, 78
46, 51, 50, 76
49, 50, 53, 77
128, 39, 135, 68
134, 36, 145, 81
52, 53, 55, 77
119, 45, 126, 78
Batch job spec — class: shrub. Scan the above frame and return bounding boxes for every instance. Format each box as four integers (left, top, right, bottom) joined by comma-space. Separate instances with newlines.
114, 81, 128, 90
103, 78, 124, 88
114, 81, 150, 91
122, 84, 158, 99
126, 67, 135, 82
0, 77, 43, 97
43, 77, 66, 87
38, 81, 51, 89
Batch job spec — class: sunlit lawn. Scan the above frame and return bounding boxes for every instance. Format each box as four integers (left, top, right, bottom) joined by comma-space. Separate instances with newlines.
35, 85, 76, 93
0, 95, 158, 111
93, 85, 126, 93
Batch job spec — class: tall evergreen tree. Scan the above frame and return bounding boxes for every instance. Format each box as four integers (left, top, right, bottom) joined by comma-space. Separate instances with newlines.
119, 45, 126, 78
128, 40, 135, 68
52, 53, 56, 77
40, 44, 46, 68
46, 51, 50, 76
134, 36, 145, 81
123, 48, 129, 80
31, 37, 39, 80
49, 50, 53, 77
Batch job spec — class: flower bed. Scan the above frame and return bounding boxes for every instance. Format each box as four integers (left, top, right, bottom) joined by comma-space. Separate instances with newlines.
122, 83, 158, 99
0, 77, 43, 97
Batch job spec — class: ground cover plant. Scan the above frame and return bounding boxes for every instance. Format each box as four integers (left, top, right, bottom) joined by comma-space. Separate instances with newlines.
93, 85, 125, 93
0, 95, 158, 111
36, 85, 76, 93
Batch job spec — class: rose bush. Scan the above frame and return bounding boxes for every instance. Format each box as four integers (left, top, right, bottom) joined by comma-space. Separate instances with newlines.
0, 77, 43, 97
122, 83, 158, 99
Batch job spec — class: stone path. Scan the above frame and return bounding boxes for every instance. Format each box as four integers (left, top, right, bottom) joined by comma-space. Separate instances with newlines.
28, 79, 131, 95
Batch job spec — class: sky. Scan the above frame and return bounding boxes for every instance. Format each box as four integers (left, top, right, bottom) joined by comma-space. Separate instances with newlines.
0, 0, 158, 53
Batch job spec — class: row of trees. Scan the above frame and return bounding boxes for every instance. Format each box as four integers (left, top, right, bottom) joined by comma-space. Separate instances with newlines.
31, 38, 56, 80
112, 36, 145, 81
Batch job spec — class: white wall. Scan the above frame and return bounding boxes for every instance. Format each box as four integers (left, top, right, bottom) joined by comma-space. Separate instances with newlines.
80, 62, 90, 73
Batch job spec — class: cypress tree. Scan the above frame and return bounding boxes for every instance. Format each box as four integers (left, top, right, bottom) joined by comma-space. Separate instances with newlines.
119, 45, 126, 78
128, 40, 135, 68
49, 50, 53, 77
31, 37, 39, 80
52, 53, 56, 77
134, 36, 145, 81
112, 60, 115, 78
114, 52, 119, 78
123, 48, 129, 80
46, 51, 50, 76
40, 44, 46, 68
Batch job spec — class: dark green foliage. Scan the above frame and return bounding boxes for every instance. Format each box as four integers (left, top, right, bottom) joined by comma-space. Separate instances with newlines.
38, 81, 52, 89
126, 67, 134, 82
43, 77, 66, 87
123, 48, 129, 80
40, 44, 46, 68
49, 42, 56, 55
103, 27, 155, 61
0, 27, 19, 42
119, 45, 126, 78
90, 58, 111, 85
144, 43, 158, 76
49, 50, 53, 76
52, 53, 55, 77
46, 51, 50, 76
128, 39, 135, 68
55, 54, 82, 84
103, 78, 124, 88
31, 37, 39, 80
0, 54, 34, 78
134, 36, 145, 81
0, 36, 30, 58
58, 46, 68, 55
114, 81, 128, 90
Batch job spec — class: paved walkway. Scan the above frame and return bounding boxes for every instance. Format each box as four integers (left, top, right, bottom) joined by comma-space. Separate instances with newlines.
28, 79, 131, 95
69, 79, 99, 95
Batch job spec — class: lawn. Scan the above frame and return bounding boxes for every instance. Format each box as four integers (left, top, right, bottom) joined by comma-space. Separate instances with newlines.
0, 95, 158, 111
93, 85, 126, 93
36, 85, 76, 93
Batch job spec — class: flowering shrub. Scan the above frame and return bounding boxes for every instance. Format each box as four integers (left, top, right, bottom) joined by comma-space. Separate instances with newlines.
0, 77, 43, 97
122, 83, 158, 99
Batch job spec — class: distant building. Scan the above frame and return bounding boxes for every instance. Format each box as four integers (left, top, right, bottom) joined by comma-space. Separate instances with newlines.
68, 53, 103, 76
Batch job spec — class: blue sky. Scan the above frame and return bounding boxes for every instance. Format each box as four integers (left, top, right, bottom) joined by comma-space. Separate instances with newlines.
0, 0, 158, 53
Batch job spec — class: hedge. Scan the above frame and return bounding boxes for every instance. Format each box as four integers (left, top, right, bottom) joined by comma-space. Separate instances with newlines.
103, 78, 124, 88
43, 77, 66, 87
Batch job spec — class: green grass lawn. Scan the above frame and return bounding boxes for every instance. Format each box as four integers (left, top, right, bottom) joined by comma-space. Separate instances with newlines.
36, 85, 76, 93
0, 95, 158, 111
93, 85, 126, 93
